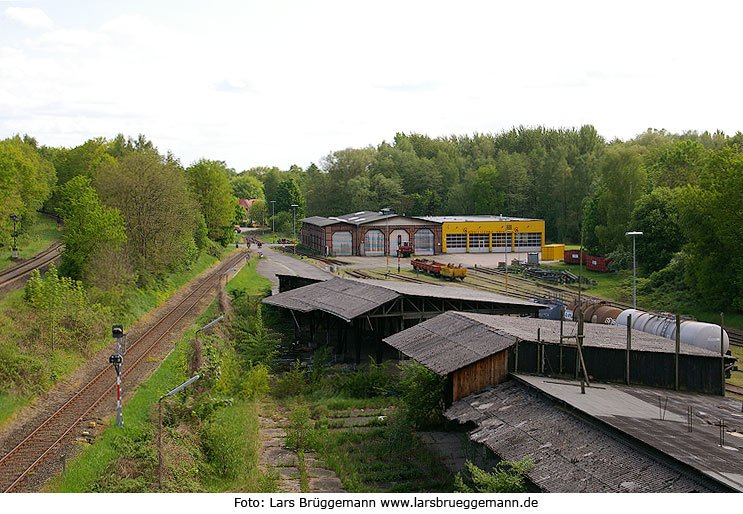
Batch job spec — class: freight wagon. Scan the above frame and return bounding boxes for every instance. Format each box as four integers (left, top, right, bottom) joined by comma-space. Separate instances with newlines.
411, 258, 467, 280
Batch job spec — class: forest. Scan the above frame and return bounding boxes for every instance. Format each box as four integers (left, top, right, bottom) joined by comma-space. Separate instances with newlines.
2, 125, 743, 317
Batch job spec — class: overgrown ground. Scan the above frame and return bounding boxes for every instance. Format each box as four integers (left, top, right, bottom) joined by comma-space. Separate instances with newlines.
0, 248, 236, 429
0, 214, 61, 272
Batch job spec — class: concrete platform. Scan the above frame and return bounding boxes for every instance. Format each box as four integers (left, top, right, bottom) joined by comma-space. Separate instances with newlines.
515, 374, 743, 491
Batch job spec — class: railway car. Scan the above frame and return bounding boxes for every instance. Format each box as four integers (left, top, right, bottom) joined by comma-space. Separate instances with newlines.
411, 258, 466, 280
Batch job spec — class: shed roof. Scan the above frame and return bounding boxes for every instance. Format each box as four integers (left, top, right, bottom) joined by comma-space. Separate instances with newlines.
345, 278, 542, 308
383, 311, 515, 375
421, 215, 541, 223
444, 381, 715, 492
457, 312, 718, 357
262, 278, 398, 321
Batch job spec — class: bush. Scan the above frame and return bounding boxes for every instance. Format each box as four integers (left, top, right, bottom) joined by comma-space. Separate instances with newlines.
285, 405, 314, 451
242, 363, 270, 399
335, 359, 393, 398
398, 361, 446, 429
200, 404, 253, 481
273, 360, 307, 398
454, 458, 533, 493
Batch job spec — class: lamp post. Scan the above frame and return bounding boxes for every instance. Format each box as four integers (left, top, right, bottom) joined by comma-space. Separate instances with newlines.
625, 231, 643, 309
10, 213, 19, 259
158, 375, 200, 489
380, 208, 391, 269
270, 201, 276, 243
291, 204, 298, 254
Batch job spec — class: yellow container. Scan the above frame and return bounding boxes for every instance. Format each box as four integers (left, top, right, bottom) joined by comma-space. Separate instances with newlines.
541, 244, 565, 261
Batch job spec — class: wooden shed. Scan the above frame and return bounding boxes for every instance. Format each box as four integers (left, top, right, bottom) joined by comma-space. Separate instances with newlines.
383, 311, 516, 403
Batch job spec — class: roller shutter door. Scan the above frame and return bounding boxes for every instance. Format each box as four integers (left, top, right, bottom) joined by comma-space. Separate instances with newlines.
364, 229, 384, 256
414, 229, 434, 255
332, 231, 352, 256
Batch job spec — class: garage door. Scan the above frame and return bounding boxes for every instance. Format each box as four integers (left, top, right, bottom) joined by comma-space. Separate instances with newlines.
445, 233, 466, 253
332, 231, 352, 256
364, 229, 384, 256
414, 229, 434, 255
389, 229, 410, 256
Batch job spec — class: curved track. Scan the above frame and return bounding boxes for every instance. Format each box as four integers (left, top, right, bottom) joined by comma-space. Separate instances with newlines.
0, 242, 63, 291
0, 250, 248, 492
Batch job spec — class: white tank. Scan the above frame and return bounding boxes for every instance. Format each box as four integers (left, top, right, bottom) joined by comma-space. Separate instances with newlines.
616, 309, 729, 354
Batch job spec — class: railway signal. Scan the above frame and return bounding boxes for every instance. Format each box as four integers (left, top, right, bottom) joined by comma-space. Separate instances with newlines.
109, 352, 124, 427
9, 213, 19, 260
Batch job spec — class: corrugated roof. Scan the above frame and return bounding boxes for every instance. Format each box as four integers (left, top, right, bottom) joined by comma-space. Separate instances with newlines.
262, 278, 399, 321
456, 312, 718, 356
444, 381, 714, 492
300, 216, 339, 227
347, 278, 544, 309
421, 215, 541, 223
383, 312, 516, 375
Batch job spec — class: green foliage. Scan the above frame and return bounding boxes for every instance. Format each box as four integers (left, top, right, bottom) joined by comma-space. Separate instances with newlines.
336, 359, 393, 398
273, 360, 307, 398
200, 401, 256, 481
186, 159, 237, 242
472, 164, 504, 215
0, 136, 56, 247
96, 151, 199, 276
629, 187, 684, 273
55, 175, 126, 280
248, 199, 267, 225
275, 177, 305, 217
285, 405, 314, 451
454, 458, 533, 493
231, 174, 264, 199
398, 361, 446, 429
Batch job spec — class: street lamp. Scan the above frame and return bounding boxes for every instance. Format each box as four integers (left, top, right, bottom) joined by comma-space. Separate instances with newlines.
270, 201, 276, 244
380, 208, 391, 269
291, 204, 298, 254
158, 374, 200, 489
9, 213, 19, 259
625, 231, 643, 309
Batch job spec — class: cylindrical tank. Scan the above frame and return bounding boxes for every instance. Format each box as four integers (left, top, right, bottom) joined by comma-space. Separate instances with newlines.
591, 305, 623, 325
616, 308, 729, 354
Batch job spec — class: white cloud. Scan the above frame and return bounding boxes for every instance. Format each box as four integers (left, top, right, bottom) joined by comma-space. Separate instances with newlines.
2, 7, 52, 29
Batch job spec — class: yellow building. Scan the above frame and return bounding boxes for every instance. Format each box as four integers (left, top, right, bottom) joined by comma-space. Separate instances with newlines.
422, 216, 545, 254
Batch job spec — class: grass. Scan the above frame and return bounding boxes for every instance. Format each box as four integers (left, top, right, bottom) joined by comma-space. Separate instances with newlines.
225, 255, 272, 296
544, 262, 629, 302
0, 214, 61, 272
258, 232, 293, 245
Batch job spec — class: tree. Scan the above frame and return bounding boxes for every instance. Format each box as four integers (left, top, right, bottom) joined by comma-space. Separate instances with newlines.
186, 159, 237, 242
0, 137, 56, 246
275, 177, 305, 218
248, 199, 266, 225
231, 174, 264, 199
55, 176, 126, 280
263, 168, 281, 203
97, 151, 199, 275
471, 165, 504, 214
630, 188, 684, 273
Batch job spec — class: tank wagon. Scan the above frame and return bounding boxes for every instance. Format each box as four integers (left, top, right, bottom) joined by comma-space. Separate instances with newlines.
566, 302, 729, 354
411, 258, 467, 280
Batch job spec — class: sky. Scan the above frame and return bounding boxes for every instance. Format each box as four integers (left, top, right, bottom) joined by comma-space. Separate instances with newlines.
1, 0, 742, 171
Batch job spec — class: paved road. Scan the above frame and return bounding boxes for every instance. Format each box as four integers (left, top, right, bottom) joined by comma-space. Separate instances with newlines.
255, 246, 333, 293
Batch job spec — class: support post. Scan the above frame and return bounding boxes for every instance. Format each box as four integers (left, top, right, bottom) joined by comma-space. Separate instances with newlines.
514, 337, 519, 373
675, 314, 680, 391
559, 308, 564, 373
537, 328, 542, 374
626, 314, 632, 385
576, 309, 589, 386
722, 312, 726, 396
158, 399, 163, 489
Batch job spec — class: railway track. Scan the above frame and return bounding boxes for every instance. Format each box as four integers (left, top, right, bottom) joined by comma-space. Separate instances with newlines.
0, 250, 248, 493
727, 328, 743, 348
0, 242, 63, 291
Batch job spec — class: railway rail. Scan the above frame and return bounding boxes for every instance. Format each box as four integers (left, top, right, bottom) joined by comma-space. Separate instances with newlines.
0, 250, 248, 493
0, 242, 63, 291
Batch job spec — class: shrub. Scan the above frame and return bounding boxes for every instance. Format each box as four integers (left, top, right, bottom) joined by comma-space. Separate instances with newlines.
200, 405, 253, 480
242, 363, 270, 399
273, 360, 307, 398
398, 361, 446, 429
454, 458, 533, 493
336, 359, 392, 398
285, 405, 314, 451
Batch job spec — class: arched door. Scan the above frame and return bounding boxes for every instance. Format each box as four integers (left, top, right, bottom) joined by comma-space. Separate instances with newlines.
414, 229, 434, 255
364, 229, 384, 256
389, 229, 409, 256
331, 231, 352, 256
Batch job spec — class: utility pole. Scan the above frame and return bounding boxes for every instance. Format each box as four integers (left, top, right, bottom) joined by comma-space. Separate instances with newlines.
270, 200, 276, 243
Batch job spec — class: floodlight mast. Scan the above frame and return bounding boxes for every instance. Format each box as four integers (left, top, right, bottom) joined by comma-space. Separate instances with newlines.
625, 231, 643, 309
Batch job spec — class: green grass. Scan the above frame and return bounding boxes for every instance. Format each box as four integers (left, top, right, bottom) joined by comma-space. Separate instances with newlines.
544, 262, 628, 302
225, 256, 272, 296
258, 232, 293, 244
0, 393, 33, 429
0, 214, 61, 272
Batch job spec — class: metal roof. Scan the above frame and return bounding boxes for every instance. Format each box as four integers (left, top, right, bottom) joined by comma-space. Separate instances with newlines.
300, 216, 339, 227
383, 312, 516, 375
444, 380, 716, 492
457, 312, 718, 357
345, 278, 544, 309
262, 278, 398, 322
421, 215, 541, 223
